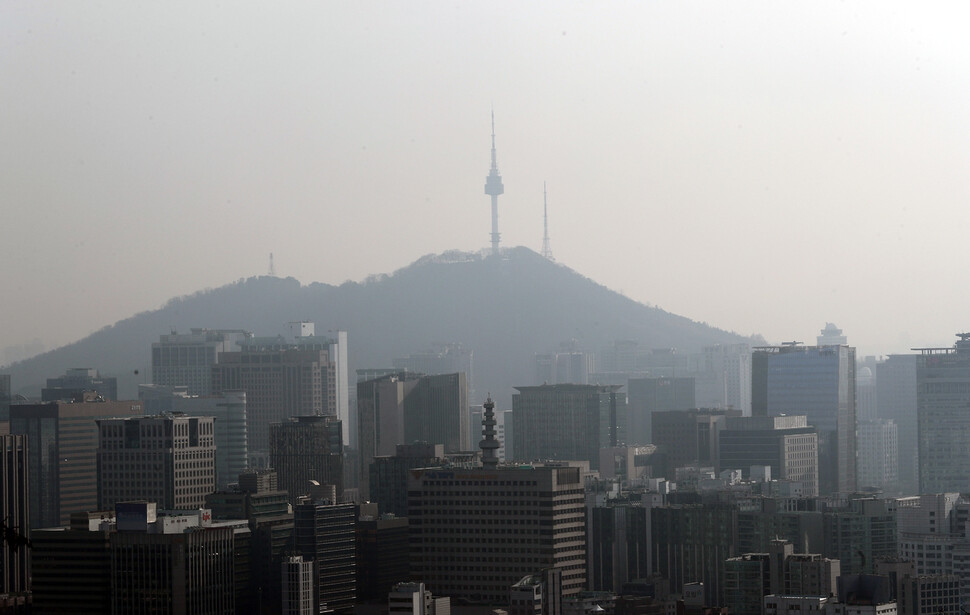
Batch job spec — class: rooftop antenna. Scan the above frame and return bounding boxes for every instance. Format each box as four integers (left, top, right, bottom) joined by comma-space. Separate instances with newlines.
541, 182, 554, 260
483, 110, 505, 256
268, 253, 276, 277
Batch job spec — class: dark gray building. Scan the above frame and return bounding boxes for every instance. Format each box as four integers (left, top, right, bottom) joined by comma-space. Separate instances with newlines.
719, 415, 819, 496
916, 333, 970, 494
294, 501, 357, 614
627, 377, 695, 445
513, 384, 623, 470
270, 415, 344, 503
0, 434, 29, 595
752, 343, 856, 494
42, 368, 117, 402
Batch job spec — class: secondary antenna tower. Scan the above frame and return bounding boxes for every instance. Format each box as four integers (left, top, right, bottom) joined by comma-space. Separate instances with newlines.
483, 111, 505, 256
541, 182, 554, 260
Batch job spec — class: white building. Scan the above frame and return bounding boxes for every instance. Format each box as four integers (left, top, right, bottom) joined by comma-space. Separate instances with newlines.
282, 556, 315, 615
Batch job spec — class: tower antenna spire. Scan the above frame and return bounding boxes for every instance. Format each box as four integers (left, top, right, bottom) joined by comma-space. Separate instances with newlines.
541, 182, 554, 260
483, 110, 504, 256
268, 252, 276, 276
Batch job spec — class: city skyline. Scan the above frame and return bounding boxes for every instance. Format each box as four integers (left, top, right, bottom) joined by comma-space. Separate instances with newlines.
5, 2, 970, 362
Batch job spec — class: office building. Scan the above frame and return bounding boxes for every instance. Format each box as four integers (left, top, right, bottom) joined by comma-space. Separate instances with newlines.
394, 342, 474, 397
30, 511, 115, 615
357, 372, 421, 499
0, 434, 29, 595
97, 414, 216, 511
877, 354, 917, 495
651, 409, 739, 477
270, 415, 344, 503
388, 581, 452, 615
404, 372, 469, 453
409, 403, 586, 604
513, 384, 623, 470
357, 372, 468, 499
282, 556, 316, 615
207, 470, 294, 612
916, 333, 970, 494
42, 367, 117, 402
138, 386, 248, 489
723, 540, 839, 615
857, 418, 898, 492
0, 374, 10, 421
627, 377, 695, 445
510, 570, 563, 615
694, 344, 752, 416
151, 328, 251, 395
357, 510, 410, 601
719, 415, 819, 496
409, 461, 586, 604
294, 500, 357, 614
588, 498, 650, 593
211, 324, 348, 454
535, 342, 594, 385
752, 340, 857, 494
10, 396, 144, 528
110, 502, 241, 615
369, 443, 446, 518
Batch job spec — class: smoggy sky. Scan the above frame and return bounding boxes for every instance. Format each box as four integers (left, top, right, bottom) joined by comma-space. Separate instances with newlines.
3, 1, 970, 364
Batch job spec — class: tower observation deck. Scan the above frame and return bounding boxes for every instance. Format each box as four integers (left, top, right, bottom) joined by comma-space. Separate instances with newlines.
483, 111, 504, 256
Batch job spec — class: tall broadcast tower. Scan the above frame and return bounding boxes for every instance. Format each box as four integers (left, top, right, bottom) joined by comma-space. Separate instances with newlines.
541, 182, 554, 260
483, 111, 505, 256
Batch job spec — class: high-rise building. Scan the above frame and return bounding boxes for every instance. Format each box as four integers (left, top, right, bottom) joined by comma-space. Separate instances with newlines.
357, 508, 409, 602
916, 333, 970, 494
270, 415, 344, 503
588, 497, 650, 593
393, 343, 474, 397
651, 409, 739, 477
723, 540, 839, 615
42, 367, 117, 402
138, 386, 248, 489
718, 415, 819, 496
151, 328, 251, 395
0, 374, 11, 421
857, 418, 898, 492
30, 511, 115, 615
10, 396, 144, 528
388, 581, 452, 615
0, 434, 29, 595
211, 325, 348, 454
369, 443, 446, 518
294, 500, 357, 614
752, 341, 857, 494
408, 460, 586, 605
512, 384, 623, 470
510, 569, 562, 615
626, 377, 695, 445
404, 372, 469, 453
97, 414, 216, 510
109, 502, 241, 615
357, 372, 468, 499
694, 344, 752, 416
282, 556, 316, 615
409, 403, 585, 605
877, 354, 917, 495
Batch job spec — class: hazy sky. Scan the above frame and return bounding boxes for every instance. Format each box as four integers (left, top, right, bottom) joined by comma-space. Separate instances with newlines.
3, 2, 970, 363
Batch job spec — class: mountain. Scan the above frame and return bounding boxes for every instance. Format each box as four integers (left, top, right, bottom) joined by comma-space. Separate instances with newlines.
4, 247, 759, 409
